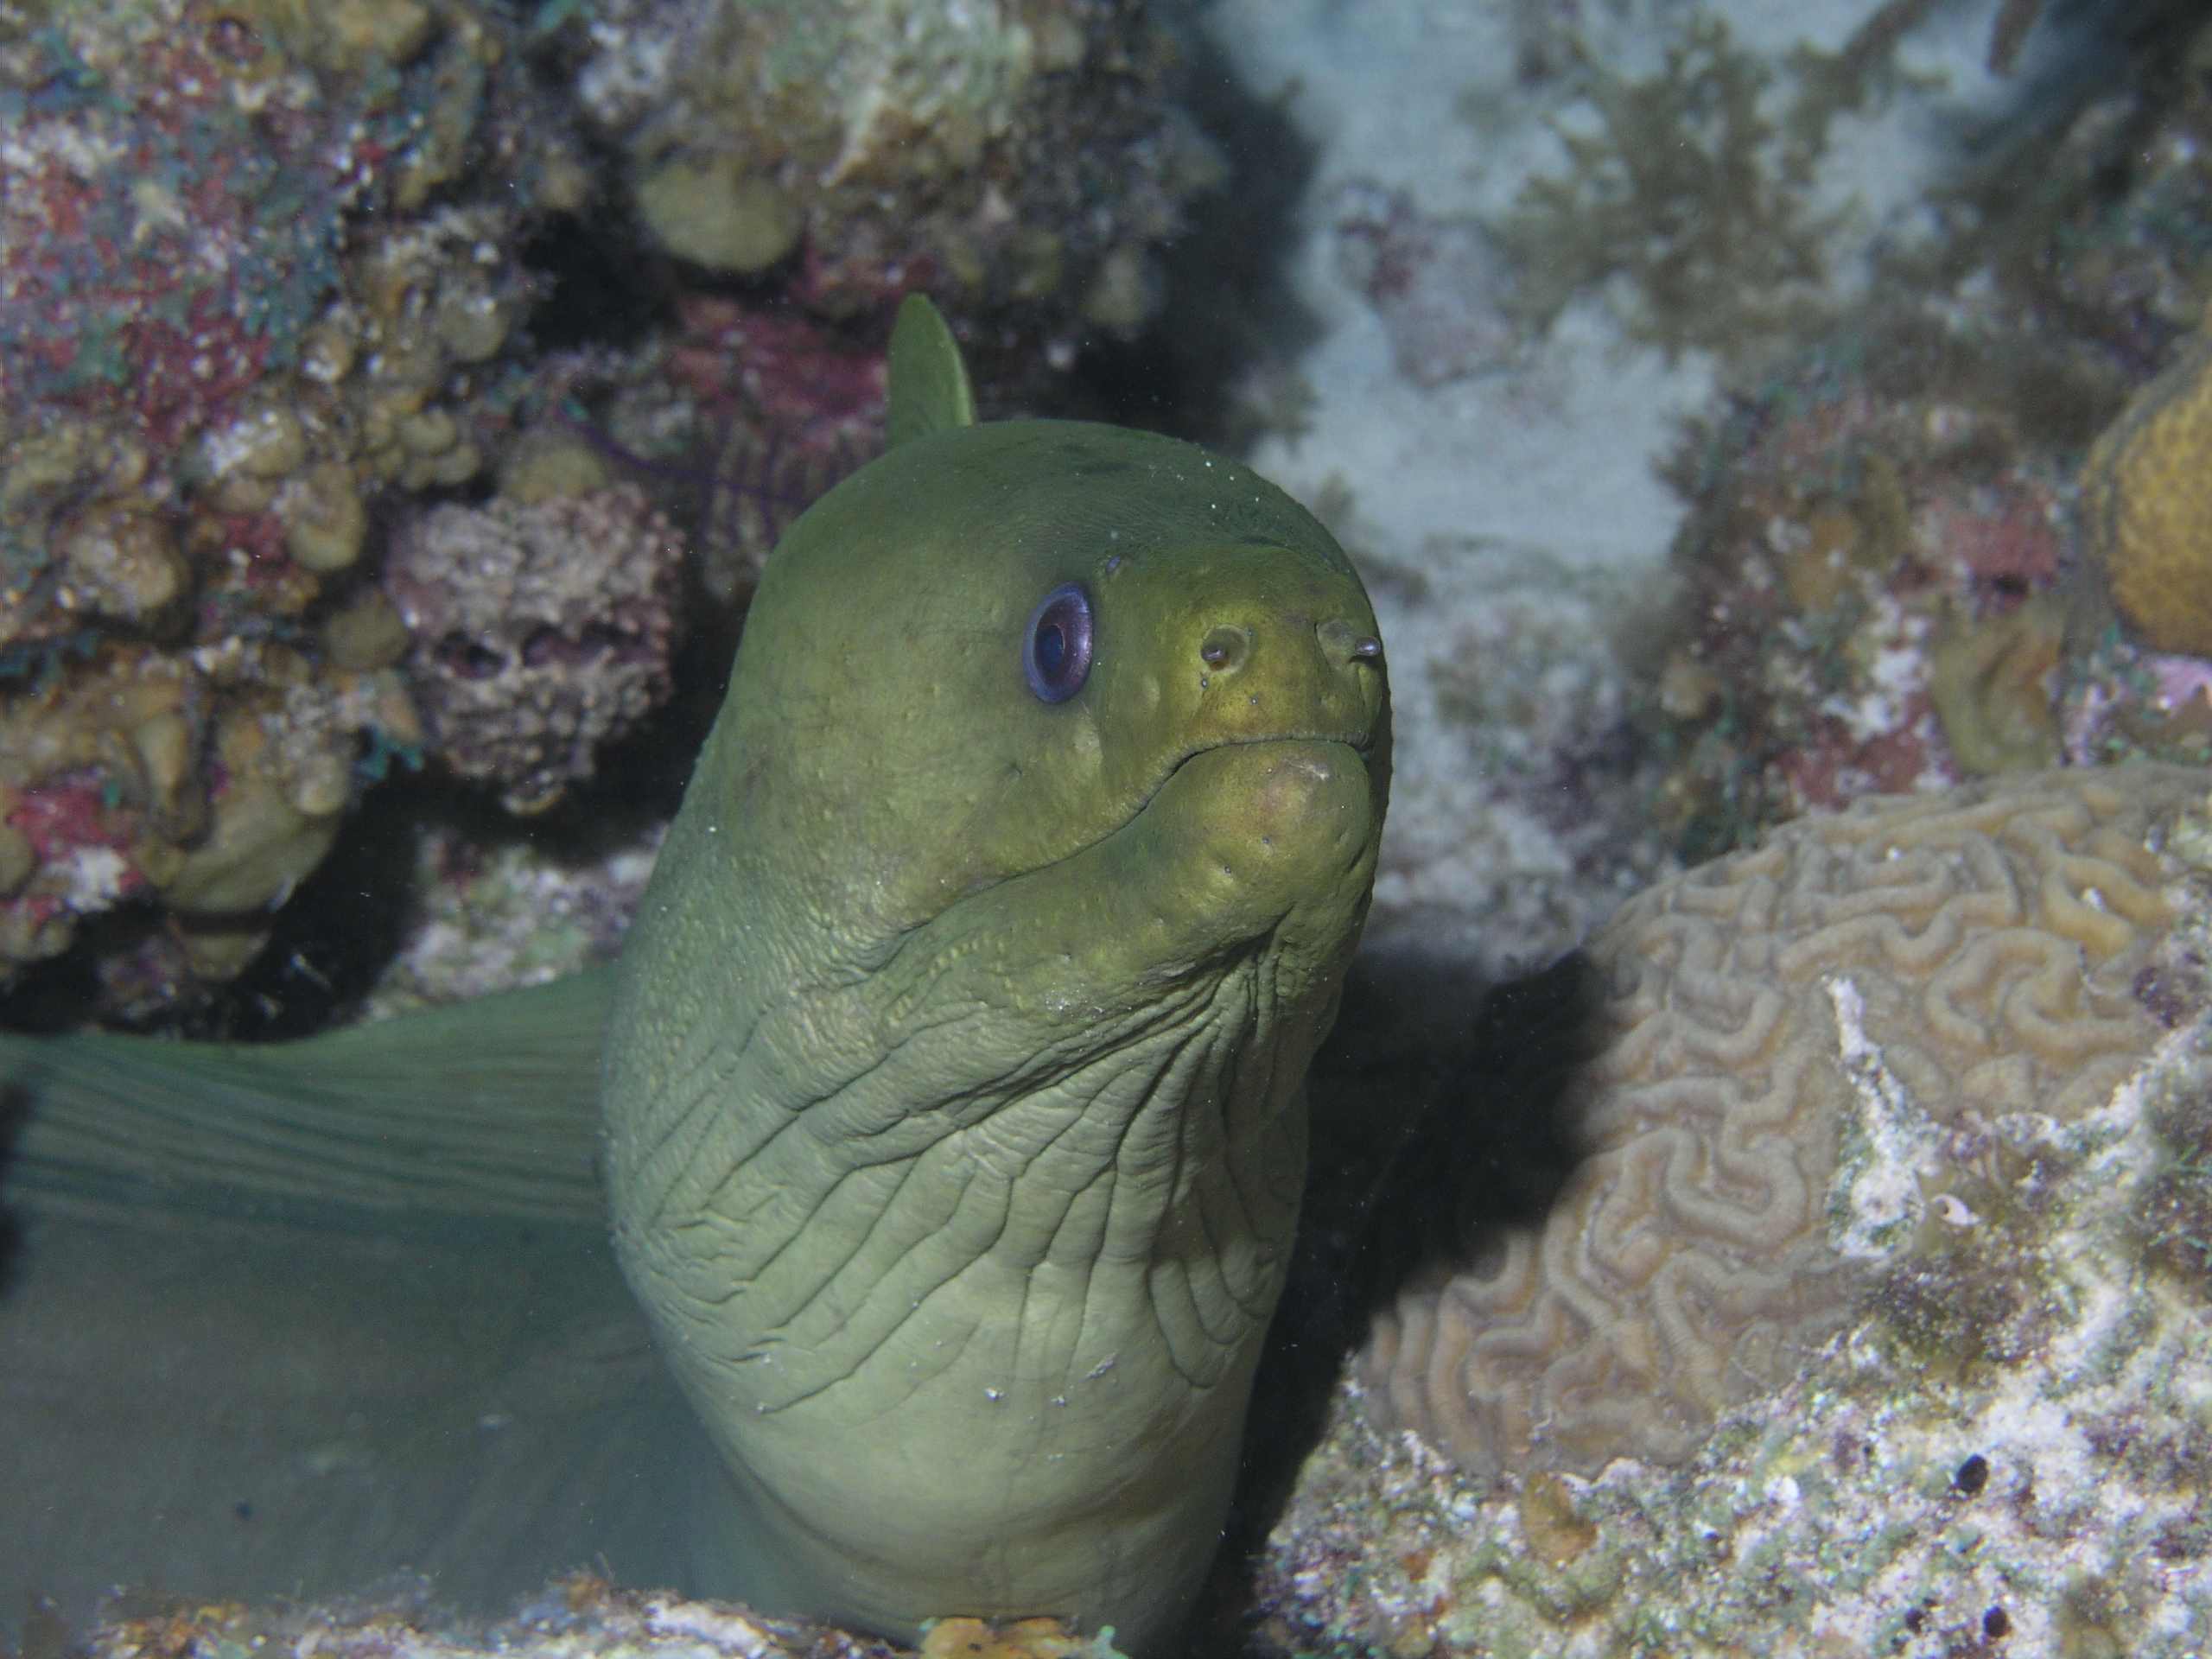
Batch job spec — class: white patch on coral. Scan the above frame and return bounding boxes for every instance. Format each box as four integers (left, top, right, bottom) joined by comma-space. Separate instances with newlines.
1820, 642, 1928, 742
1931, 1192, 1980, 1227
62, 846, 132, 910
194, 407, 296, 483
639, 1593, 779, 1652
578, 20, 677, 129
1823, 975, 1944, 1259
0, 120, 126, 178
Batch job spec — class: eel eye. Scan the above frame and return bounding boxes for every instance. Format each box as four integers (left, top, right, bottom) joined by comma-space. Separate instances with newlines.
1022, 582, 1093, 703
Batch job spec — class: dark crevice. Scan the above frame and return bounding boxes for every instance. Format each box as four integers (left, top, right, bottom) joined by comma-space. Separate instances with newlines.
1070, 16, 1325, 446
1188, 947, 1609, 1654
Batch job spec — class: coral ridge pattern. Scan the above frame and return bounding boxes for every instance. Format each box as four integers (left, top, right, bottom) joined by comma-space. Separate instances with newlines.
1364, 764, 2195, 1482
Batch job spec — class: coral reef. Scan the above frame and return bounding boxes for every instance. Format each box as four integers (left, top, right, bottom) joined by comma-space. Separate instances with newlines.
1262, 763, 2212, 1656
2082, 326, 2212, 657
385, 487, 684, 814
1641, 3, 2212, 855
1644, 318, 2094, 857
67, 1575, 1124, 1659
569, 0, 1217, 334
0, 0, 1214, 1015
0, 0, 571, 997
0, 8, 564, 476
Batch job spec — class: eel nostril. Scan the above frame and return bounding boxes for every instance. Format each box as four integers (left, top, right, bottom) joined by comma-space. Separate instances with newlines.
1199, 626, 1250, 671
1317, 616, 1383, 670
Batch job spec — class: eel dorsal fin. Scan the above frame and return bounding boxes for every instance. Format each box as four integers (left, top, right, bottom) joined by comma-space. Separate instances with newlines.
885, 294, 976, 449
1, 969, 613, 1230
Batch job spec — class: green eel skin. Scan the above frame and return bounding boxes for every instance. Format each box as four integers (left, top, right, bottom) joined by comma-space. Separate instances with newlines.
3, 298, 1391, 1649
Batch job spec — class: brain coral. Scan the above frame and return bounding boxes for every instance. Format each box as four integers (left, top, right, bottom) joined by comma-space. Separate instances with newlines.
2082, 329, 2212, 658
1360, 763, 2201, 1482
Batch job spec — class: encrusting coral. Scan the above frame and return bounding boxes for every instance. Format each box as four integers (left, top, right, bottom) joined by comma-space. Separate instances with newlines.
2082, 326, 2212, 658
384, 486, 685, 815
0, 641, 422, 981
1643, 318, 2093, 856
573, 0, 1214, 332
0, 3, 565, 1000
67, 1574, 1127, 1659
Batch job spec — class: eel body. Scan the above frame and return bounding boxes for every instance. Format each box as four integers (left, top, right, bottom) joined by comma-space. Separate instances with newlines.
2, 300, 1391, 1649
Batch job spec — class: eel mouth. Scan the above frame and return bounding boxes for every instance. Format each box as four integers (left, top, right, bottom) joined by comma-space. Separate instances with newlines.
950, 729, 1382, 909
1099, 727, 1382, 878
1138, 727, 1379, 818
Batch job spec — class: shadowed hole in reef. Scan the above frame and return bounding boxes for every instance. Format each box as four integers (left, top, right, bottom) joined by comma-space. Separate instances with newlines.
518, 210, 664, 356
515, 622, 644, 671
1186, 947, 1608, 1654
193, 773, 675, 1046
1068, 19, 1324, 446
440, 632, 509, 680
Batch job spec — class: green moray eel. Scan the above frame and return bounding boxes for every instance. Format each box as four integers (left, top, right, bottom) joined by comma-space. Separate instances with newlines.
1, 298, 1390, 1649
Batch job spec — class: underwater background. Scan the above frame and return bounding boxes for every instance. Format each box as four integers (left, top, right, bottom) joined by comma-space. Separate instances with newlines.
3, 0, 2212, 1654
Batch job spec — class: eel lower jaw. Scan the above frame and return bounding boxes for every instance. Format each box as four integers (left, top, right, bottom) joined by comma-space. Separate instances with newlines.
1144, 727, 1380, 812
